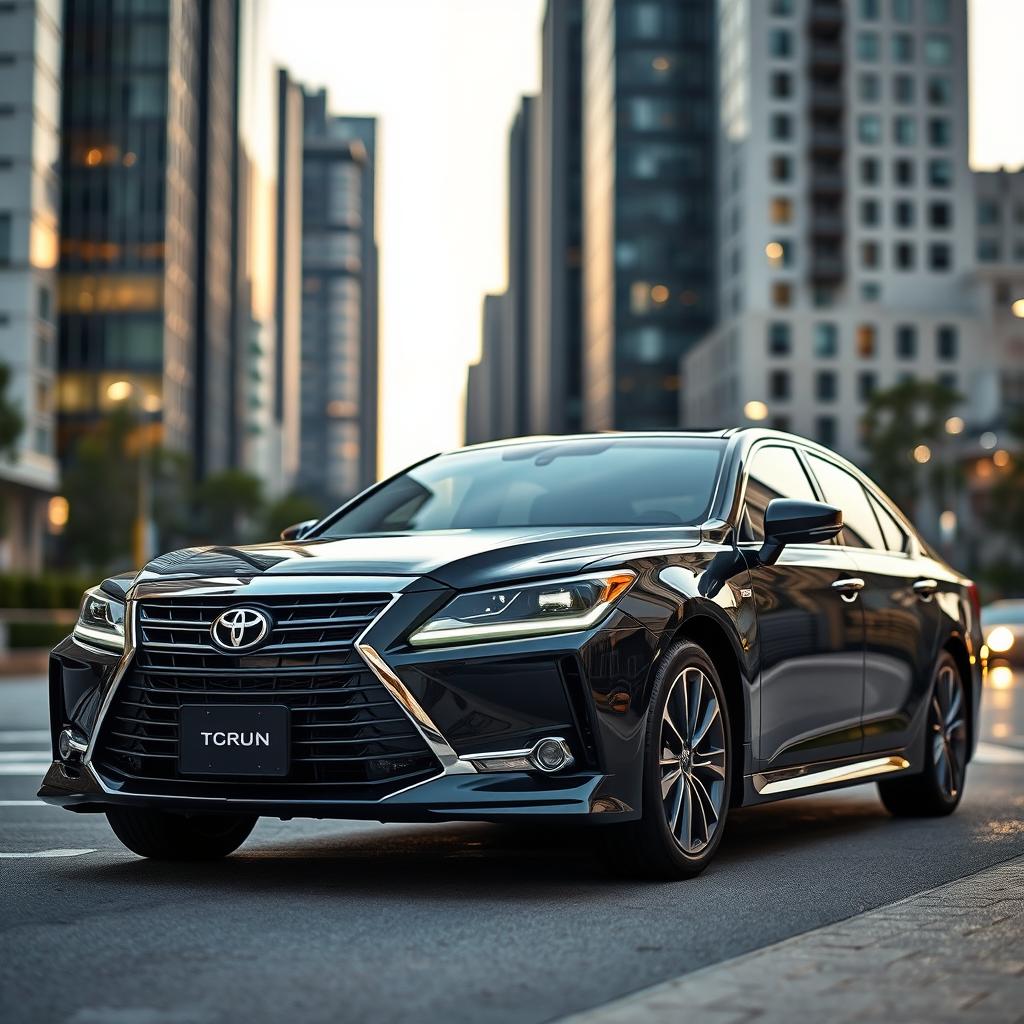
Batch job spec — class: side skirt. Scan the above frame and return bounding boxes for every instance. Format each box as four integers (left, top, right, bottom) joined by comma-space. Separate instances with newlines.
741, 751, 914, 806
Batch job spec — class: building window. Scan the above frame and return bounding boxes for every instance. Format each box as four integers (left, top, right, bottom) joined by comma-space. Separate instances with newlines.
861, 241, 880, 269
769, 29, 793, 57
860, 157, 880, 185
927, 76, 951, 105
894, 159, 915, 186
858, 115, 881, 144
816, 416, 837, 447
894, 0, 915, 20
977, 239, 1000, 262
771, 415, 791, 432
928, 201, 951, 228
770, 197, 793, 224
770, 0, 795, 13
894, 242, 915, 269
771, 113, 792, 140
859, 0, 880, 17
816, 371, 837, 402
937, 325, 958, 360
896, 325, 917, 358
860, 198, 880, 226
928, 118, 951, 147
928, 158, 952, 187
892, 34, 914, 62
893, 116, 916, 146
857, 324, 877, 357
859, 372, 877, 402
857, 32, 880, 61
813, 287, 836, 308
894, 200, 915, 228
772, 281, 793, 307
861, 282, 881, 302
37, 285, 51, 322
814, 322, 838, 357
0, 212, 10, 265
893, 75, 915, 103
772, 71, 793, 99
929, 243, 952, 270
771, 154, 792, 181
926, 0, 950, 23
768, 321, 792, 355
924, 34, 952, 65
859, 73, 880, 101
770, 370, 791, 400
978, 199, 1000, 225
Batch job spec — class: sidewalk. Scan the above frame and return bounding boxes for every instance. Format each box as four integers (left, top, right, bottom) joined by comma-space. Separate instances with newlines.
558, 855, 1024, 1024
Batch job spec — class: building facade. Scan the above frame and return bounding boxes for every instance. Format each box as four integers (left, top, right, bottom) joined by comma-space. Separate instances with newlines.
296, 88, 378, 506
581, 0, 717, 431
0, 0, 62, 570
684, 0, 982, 455
465, 292, 506, 445
56, 0, 240, 480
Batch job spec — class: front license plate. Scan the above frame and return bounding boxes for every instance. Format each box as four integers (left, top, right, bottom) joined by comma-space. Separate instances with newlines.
179, 705, 290, 776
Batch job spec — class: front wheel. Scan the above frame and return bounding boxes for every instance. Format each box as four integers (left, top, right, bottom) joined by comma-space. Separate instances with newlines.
604, 640, 732, 879
877, 651, 968, 818
106, 808, 258, 860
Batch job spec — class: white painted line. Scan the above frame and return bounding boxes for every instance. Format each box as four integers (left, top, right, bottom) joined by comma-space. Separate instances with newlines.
0, 848, 95, 859
0, 730, 50, 744
0, 750, 50, 761
975, 741, 1024, 765
0, 800, 54, 806
0, 764, 50, 775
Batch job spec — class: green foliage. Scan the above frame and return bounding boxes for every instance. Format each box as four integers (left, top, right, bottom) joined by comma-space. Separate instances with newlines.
7, 622, 72, 649
264, 492, 324, 539
980, 408, 1024, 592
861, 378, 962, 517
192, 469, 264, 543
0, 572, 95, 609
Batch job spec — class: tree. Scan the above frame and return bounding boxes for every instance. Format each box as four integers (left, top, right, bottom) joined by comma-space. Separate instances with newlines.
264, 492, 324, 540
192, 469, 264, 543
861, 378, 962, 518
980, 408, 1024, 594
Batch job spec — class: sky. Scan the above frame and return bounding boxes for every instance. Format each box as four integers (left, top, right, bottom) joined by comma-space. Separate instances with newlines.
264, 0, 1024, 477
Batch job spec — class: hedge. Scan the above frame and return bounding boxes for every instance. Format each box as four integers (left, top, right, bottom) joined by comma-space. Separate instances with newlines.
0, 574, 96, 610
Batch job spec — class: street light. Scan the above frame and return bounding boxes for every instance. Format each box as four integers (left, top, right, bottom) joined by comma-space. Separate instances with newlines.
106, 380, 161, 568
743, 400, 769, 421
944, 416, 964, 435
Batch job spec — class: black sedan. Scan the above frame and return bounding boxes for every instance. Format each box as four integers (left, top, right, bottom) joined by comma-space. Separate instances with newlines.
40, 430, 985, 878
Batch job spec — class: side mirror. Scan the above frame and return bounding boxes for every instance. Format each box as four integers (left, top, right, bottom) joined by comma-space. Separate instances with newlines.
280, 518, 318, 542
758, 498, 842, 566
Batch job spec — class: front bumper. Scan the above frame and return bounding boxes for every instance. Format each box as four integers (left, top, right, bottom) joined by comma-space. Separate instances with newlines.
42, 575, 660, 823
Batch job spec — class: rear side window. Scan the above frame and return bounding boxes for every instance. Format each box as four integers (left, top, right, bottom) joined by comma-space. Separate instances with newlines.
806, 454, 886, 550
743, 446, 818, 540
868, 491, 909, 554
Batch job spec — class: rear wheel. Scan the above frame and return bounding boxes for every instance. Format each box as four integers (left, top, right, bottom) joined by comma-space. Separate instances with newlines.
878, 651, 968, 817
604, 640, 732, 879
106, 808, 257, 860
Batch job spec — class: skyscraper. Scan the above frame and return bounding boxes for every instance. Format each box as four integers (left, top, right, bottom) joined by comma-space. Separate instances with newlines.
296, 88, 378, 505
683, 0, 980, 455
0, 0, 61, 570
56, 0, 241, 479
580, 0, 717, 430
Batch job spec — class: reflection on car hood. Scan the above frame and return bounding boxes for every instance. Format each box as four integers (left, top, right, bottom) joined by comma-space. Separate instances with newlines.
135, 526, 703, 590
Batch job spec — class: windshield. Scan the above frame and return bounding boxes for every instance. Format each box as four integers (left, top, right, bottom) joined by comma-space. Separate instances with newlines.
316, 437, 726, 536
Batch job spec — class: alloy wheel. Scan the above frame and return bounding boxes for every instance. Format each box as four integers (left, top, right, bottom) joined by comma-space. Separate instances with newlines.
931, 663, 967, 800
659, 666, 727, 855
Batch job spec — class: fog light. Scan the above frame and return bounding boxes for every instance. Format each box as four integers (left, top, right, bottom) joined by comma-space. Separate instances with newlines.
530, 737, 574, 773
58, 728, 87, 762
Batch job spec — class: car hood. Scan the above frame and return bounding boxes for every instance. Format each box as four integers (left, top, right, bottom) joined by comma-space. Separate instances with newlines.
134, 526, 703, 591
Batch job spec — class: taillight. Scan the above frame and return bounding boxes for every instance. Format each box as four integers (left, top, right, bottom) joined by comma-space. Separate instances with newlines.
967, 583, 981, 621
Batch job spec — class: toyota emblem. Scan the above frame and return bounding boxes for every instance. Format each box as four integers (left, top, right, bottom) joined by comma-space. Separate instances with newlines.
211, 607, 272, 651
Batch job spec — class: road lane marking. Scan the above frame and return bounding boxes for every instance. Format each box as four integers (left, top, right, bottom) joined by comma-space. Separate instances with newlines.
0, 849, 95, 859
975, 741, 1024, 764
0, 800, 55, 806
0, 764, 50, 775
0, 750, 50, 761
0, 730, 50, 744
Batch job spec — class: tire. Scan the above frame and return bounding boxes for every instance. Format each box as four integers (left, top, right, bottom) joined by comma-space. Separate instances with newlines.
604, 640, 732, 880
106, 808, 258, 860
877, 650, 968, 818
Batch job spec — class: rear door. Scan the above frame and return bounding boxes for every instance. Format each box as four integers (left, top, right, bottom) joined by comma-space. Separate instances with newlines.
805, 452, 943, 756
741, 444, 865, 770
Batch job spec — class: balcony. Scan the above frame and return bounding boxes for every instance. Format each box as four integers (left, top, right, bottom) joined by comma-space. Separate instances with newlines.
809, 212, 844, 238
808, 86, 843, 112
807, 1, 843, 32
809, 167, 844, 194
809, 253, 844, 282
808, 42, 843, 69
809, 126, 844, 154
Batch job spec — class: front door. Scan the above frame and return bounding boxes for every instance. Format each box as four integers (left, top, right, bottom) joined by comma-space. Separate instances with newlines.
741, 444, 866, 770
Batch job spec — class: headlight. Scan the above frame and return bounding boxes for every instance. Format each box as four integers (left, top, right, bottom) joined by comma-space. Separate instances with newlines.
409, 571, 636, 647
73, 586, 126, 652
986, 626, 1015, 654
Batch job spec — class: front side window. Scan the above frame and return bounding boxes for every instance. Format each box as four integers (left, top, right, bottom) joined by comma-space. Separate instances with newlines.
869, 492, 909, 553
317, 438, 726, 535
806, 455, 886, 550
742, 446, 818, 541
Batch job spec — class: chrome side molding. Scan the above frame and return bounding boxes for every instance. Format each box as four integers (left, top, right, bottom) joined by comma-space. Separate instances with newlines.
753, 754, 910, 796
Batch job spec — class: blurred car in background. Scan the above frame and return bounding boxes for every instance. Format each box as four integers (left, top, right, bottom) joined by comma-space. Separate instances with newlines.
982, 601, 1024, 666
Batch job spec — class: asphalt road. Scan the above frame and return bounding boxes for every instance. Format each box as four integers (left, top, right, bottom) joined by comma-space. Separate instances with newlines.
1, 671, 1023, 1024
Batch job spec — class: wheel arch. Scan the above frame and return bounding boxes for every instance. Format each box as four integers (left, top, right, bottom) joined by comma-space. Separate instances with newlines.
942, 631, 975, 755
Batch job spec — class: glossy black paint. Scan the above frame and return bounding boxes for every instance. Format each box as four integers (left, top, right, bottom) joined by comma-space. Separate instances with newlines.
40, 429, 985, 827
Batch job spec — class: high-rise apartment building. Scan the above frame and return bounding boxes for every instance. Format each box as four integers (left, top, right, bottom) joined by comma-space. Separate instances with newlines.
57, 0, 240, 480
465, 293, 506, 445
0, 0, 61, 570
684, 0, 981, 454
581, 0, 717, 430
296, 88, 378, 505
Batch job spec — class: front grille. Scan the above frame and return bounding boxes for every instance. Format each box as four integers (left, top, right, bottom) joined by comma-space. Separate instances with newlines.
92, 592, 441, 800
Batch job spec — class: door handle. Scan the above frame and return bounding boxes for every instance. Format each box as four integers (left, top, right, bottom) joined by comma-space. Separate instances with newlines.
913, 578, 939, 599
831, 577, 865, 603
